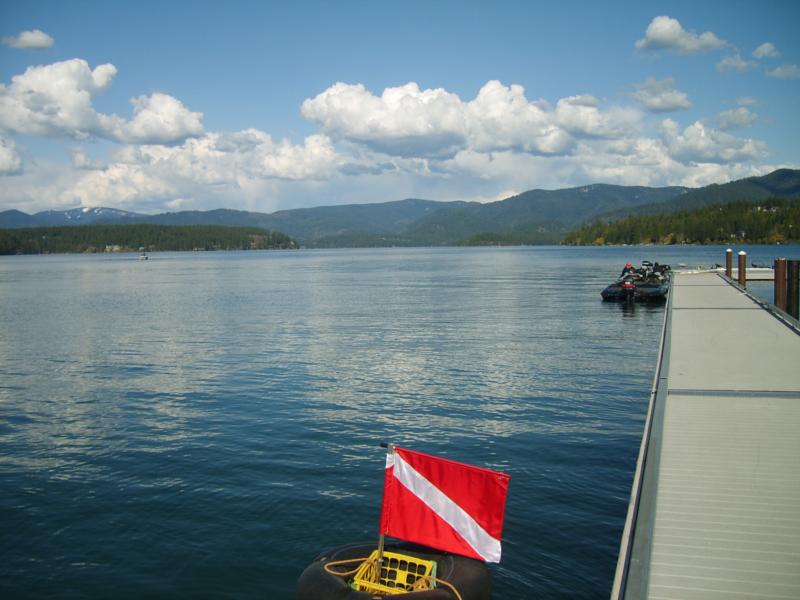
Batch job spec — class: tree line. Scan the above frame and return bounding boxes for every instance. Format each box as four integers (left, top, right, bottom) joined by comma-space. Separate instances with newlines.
0, 224, 298, 255
562, 199, 800, 246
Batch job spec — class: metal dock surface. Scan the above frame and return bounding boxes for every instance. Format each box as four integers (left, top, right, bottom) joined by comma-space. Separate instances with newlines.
613, 271, 800, 600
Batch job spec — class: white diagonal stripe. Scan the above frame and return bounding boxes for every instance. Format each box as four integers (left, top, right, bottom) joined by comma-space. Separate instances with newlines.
393, 453, 501, 562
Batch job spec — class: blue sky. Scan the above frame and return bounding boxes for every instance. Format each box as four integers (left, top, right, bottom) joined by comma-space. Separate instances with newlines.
1, 0, 798, 214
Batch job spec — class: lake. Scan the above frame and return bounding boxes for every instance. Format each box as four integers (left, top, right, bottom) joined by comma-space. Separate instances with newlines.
0, 245, 794, 599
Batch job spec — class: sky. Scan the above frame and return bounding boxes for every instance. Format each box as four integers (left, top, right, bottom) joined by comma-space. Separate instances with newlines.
1, 0, 799, 215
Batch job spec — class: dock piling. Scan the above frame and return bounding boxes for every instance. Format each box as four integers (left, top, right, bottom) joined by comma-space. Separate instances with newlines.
788, 260, 800, 319
725, 248, 733, 278
738, 251, 747, 287
774, 258, 787, 311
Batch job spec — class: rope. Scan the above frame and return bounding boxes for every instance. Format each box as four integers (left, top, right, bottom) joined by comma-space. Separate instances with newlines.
322, 556, 464, 600
323, 556, 375, 578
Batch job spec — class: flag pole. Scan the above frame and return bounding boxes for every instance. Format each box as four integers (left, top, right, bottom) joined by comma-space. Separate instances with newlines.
377, 442, 395, 570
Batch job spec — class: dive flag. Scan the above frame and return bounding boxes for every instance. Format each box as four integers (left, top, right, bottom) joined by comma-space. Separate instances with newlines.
379, 447, 510, 563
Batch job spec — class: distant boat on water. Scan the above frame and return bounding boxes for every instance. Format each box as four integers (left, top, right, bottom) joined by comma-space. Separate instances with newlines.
138, 247, 148, 260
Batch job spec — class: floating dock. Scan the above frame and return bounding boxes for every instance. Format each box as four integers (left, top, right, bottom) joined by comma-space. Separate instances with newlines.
612, 271, 800, 600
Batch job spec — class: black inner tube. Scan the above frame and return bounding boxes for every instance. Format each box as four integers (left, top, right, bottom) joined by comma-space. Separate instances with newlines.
296, 542, 492, 600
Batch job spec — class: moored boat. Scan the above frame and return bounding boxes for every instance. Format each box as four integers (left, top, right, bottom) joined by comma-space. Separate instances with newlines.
601, 261, 671, 302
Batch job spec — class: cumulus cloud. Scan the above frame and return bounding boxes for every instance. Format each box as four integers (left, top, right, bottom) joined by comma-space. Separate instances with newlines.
0, 134, 22, 174
61, 163, 177, 208
1, 29, 54, 49
553, 94, 641, 138
51, 129, 345, 208
632, 77, 691, 113
717, 107, 757, 130
635, 16, 726, 54
302, 80, 640, 159
766, 64, 800, 79
465, 81, 572, 154
0, 59, 203, 144
716, 53, 757, 73
753, 42, 779, 59
0, 63, 779, 214
442, 136, 774, 194
106, 93, 204, 144
659, 119, 767, 163
302, 82, 466, 157
0, 59, 117, 139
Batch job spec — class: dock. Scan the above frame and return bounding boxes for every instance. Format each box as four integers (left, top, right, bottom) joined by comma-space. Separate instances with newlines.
612, 271, 800, 600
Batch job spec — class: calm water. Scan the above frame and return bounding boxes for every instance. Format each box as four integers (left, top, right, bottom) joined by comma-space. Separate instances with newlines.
1, 245, 794, 599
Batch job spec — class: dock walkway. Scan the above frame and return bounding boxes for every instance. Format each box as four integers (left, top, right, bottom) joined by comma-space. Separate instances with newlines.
613, 271, 800, 600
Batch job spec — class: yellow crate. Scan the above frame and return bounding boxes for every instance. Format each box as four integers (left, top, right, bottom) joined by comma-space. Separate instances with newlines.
352, 549, 437, 595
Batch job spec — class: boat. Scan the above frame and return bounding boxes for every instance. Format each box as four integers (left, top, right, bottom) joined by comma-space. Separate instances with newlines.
601, 261, 671, 302
138, 246, 148, 260
296, 541, 491, 600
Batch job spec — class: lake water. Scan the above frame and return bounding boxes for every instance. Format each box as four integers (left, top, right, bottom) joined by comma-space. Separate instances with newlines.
1, 245, 795, 599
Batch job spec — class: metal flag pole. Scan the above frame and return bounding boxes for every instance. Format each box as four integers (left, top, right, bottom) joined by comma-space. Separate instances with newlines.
377, 442, 395, 569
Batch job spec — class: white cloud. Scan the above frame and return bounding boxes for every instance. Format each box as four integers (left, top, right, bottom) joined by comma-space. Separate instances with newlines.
257, 133, 342, 180
442, 136, 775, 193
635, 16, 726, 54
1, 29, 54, 49
465, 81, 572, 154
61, 163, 177, 208
0, 59, 203, 144
659, 119, 767, 163
106, 93, 204, 144
766, 64, 800, 79
632, 77, 691, 112
51, 129, 345, 209
0, 134, 22, 174
301, 82, 466, 158
71, 147, 105, 170
0, 63, 779, 215
187, 130, 341, 181
302, 80, 640, 159
753, 42, 779, 59
717, 107, 757, 130
0, 59, 117, 139
554, 95, 641, 138
736, 96, 758, 107
672, 163, 778, 188
716, 53, 758, 73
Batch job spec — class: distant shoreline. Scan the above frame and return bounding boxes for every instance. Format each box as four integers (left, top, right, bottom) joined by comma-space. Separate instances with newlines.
0, 224, 298, 255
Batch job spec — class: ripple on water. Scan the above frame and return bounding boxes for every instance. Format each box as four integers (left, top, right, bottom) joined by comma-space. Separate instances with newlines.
5, 246, 779, 598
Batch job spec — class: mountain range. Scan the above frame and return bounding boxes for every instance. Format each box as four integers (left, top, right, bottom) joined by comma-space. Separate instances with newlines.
2, 169, 799, 246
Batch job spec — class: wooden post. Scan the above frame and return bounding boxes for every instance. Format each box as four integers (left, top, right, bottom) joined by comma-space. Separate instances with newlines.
738, 251, 746, 287
774, 258, 787, 311
787, 260, 800, 320
725, 248, 733, 278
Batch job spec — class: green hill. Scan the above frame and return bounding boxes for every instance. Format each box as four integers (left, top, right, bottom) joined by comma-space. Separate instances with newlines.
563, 198, 800, 246
0, 224, 297, 255
598, 169, 800, 221
309, 184, 688, 246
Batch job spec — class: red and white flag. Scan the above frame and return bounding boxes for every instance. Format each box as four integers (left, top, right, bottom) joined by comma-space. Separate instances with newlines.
379, 447, 510, 563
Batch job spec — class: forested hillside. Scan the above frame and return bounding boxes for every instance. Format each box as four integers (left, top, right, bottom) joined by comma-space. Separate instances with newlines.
562, 199, 800, 245
0, 224, 297, 255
